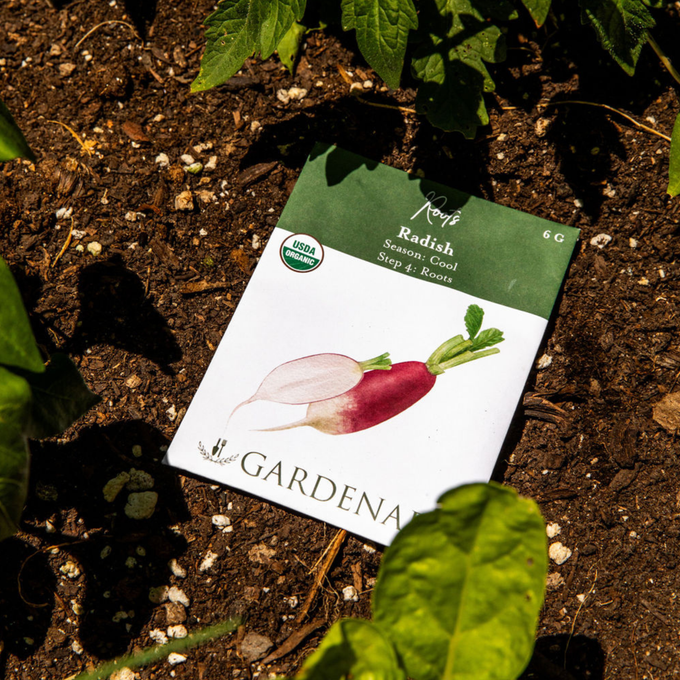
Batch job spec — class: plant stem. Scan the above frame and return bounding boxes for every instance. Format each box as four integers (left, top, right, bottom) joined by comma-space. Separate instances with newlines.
541, 100, 671, 142
647, 33, 680, 88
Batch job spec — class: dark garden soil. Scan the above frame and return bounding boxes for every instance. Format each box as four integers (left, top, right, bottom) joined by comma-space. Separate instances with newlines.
2, 0, 680, 678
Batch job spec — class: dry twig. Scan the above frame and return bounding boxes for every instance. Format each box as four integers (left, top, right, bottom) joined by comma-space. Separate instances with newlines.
297, 529, 347, 621
74, 20, 139, 49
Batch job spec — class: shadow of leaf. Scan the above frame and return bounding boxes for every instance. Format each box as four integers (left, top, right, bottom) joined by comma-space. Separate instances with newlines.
70, 255, 182, 374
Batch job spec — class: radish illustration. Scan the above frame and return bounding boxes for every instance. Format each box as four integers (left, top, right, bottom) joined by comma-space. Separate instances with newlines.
261, 304, 503, 435
226, 352, 393, 425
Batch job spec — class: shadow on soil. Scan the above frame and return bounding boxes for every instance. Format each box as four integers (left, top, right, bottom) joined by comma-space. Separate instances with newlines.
238, 97, 495, 200
0, 420, 190, 663
69, 254, 182, 374
521, 634, 605, 680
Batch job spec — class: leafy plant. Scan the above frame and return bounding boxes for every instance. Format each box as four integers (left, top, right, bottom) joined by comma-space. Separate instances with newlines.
0, 256, 99, 542
298, 482, 547, 680
192, 0, 668, 138
0, 98, 34, 162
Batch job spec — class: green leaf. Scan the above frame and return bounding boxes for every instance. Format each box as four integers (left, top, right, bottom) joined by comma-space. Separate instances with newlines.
341, 0, 418, 89
470, 328, 504, 352
192, 0, 306, 92
298, 619, 406, 680
521, 0, 551, 26
0, 367, 32, 542
579, 0, 655, 75
0, 99, 35, 163
668, 113, 680, 196
411, 0, 514, 137
0, 256, 44, 374
464, 304, 484, 339
23, 354, 100, 440
278, 21, 307, 73
373, 482, 547, 680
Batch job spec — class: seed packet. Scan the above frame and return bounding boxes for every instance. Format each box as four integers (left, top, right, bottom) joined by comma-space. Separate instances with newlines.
164, 143, 579, 544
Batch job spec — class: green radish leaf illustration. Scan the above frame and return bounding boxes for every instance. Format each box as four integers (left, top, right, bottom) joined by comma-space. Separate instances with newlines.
464, 303, 484, 339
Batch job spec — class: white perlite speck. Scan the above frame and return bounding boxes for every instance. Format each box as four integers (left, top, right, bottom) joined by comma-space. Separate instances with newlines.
590, 234, 612, 249
548, 542, 572, 565
212, 514, 231, 528
168, 653, 187, 665
168, 586, 190, 607
536, 354, 552, 370
199, 551, 218, 573
87, 241, 103, 256
169, 558, 187, 578
155, 153, 170, 167
110, 668, 136, 680
149, 628, 168, 645
167, 624, 188, 639
276, 87, 308, 104
546, 523, 561, 538
60, 560, 81, 579
342, 586, 359, 602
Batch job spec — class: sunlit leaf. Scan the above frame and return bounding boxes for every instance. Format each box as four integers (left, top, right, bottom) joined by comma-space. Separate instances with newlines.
0, 99, 35, 163
192, 0, 306, 92
374, 482, 547, 680
298, 619, 405, 680
0, 256, 44, 374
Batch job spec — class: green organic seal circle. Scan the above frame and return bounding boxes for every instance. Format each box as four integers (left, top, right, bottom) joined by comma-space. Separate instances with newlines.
280, 233, 324, 272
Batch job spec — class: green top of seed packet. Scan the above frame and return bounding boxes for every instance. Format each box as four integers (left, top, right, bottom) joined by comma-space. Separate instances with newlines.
276, 144, 579, 320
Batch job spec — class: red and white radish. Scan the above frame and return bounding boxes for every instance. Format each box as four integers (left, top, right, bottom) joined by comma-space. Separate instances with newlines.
261, 304, 503, 435
227, 352, 392, 425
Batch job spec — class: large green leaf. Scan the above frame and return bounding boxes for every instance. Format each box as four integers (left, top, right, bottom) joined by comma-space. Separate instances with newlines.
411, 0, 516, 137
373, 483, 547, 680
24, 353, 101, 440
579, 0, 655, 75
192, 0, 306, 92
0, 367, 32, 541
341, 0, 418, 89
521, 0, 551, 26
0, 99, 35, 163
0, 256, 44, 374
298, 619, 405, 680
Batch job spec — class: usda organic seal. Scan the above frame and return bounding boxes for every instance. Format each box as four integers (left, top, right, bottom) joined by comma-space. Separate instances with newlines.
280, 233, 324, 272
